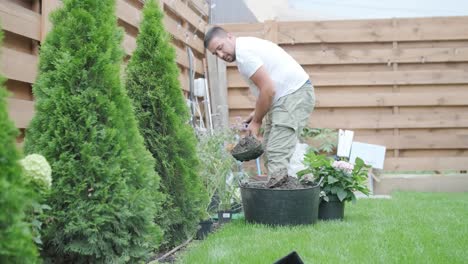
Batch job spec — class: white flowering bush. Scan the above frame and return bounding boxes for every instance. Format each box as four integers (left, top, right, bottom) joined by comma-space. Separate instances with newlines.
20, 154, 52, 190
19, 154, 52, 247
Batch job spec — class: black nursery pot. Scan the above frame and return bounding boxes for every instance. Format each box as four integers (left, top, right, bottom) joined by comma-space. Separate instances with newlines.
273, 251, 305, 264
318, 195, 345, 221
217, 210, 233, 224
196, 219, 213, 240
240, 182, 320, 226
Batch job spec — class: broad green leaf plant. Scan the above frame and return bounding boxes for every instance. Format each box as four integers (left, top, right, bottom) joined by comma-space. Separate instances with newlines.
300, 127, 338, 154
298, 151, 371, 203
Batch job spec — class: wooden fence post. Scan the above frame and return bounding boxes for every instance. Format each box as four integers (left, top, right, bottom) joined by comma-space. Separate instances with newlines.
41, 0, 62, 42
206, 52, 229, 129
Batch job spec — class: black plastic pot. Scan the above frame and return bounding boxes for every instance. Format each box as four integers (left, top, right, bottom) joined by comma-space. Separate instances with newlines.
240, 182, 320, 226
217, 210, 233, 224
319, 195, 345, 221
196, 219, 213, 240
273, 251, 304, 264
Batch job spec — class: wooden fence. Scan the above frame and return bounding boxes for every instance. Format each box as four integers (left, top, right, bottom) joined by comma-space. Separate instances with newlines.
1, 0, 209, 143
221, 16, 468, 172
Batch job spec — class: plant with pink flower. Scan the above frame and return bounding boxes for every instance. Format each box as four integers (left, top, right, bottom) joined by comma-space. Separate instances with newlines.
332, 160, 354, 174
298, 151, 371, 203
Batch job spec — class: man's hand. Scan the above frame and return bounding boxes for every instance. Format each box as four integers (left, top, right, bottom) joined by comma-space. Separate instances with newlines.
242, 111, 255, 127
247, 120, 261, 138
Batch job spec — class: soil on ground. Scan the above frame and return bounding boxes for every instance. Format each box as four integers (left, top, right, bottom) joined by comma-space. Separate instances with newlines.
242, 176, 310, 190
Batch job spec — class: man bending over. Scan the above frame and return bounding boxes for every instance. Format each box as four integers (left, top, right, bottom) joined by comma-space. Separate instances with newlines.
205, 26, 315, 188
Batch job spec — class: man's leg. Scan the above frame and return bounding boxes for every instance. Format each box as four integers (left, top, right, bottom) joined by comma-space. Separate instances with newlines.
265, 123, 298, 187
262, 111, 272, 172
265, 81, 315, 187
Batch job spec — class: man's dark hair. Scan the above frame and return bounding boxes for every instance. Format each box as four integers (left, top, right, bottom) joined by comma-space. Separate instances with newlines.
204, 26, 227, 49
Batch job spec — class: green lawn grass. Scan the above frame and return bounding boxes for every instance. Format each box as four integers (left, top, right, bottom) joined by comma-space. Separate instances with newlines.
175, 192, 468, 264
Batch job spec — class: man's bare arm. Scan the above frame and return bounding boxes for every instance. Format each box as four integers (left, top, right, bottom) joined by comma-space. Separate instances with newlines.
251, 66, 275, 122
247, 66, 275, 136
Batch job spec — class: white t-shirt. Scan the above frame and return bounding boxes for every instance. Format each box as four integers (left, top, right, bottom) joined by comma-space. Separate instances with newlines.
235, 37, 310, 103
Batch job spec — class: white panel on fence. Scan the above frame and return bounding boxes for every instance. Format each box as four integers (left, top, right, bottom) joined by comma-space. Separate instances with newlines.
349, 142, 386, 170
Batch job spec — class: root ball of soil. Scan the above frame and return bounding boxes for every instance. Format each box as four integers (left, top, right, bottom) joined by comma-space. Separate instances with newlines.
231, 136, 264, 162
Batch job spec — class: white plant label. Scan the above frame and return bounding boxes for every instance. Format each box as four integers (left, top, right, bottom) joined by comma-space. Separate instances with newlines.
223, 213, 231, 218
337, 129, 354, 157
349, 141, 386, 169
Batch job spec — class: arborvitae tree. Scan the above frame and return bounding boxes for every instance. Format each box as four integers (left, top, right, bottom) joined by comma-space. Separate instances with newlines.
24, 0, 163, 262
125, 0, 208, 248
0, 29, 40, 264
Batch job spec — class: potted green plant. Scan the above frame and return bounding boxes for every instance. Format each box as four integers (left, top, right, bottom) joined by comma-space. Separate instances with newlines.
298, 151, 371, 220
197, 130, 239, 231
216, 169, 246, 224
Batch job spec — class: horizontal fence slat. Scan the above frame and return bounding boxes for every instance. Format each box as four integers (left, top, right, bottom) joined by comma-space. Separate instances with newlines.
315, 92, 468, 107
163, 15, 204, 54
310, 113, 468, 129
354, 133, 468, 150
1, 47, 37, 84
5, 79, 33, 100
228, 90, 468, 108
384, 157, 468, 171
228, 108, 468, 129
221, 23, 265, 39
0, 1, 41, 40
7, 98, 34, 129
283, 46, 468, 65
116, 0, 141, 28
276, 16, 468, 44
188, 0, 209, 16
227, 70, 468, 87
164, 0, 206, 33
309, 70, 468, 86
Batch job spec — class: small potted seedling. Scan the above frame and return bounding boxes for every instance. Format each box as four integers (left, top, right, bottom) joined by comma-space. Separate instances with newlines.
216, 170, 244, 224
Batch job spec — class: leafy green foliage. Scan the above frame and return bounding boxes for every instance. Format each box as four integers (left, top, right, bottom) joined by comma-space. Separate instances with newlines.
0, 29, 40, 263
300, 127, 338, 154
298, 151, 370, 202
197, 130, 237, 216
125, 0, 208, 249
24, 0, 163, 262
